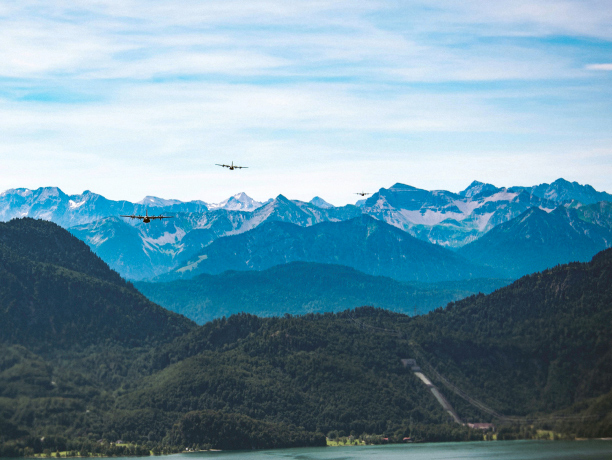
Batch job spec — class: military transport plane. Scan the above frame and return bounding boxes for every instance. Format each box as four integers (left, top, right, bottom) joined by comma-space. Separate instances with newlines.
121, 209, 173, 223
355, 192, 370, 197
216, 161, 248, 170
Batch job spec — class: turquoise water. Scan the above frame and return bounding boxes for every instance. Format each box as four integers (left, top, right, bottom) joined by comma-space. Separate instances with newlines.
167, 440, 612, 460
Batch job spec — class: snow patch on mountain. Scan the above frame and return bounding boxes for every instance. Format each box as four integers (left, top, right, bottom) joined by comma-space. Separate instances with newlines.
483, 191, 518, 203
88, 234, 108, 247
1, 188, 33, 198
141, 228, 187, 245
69, 200, 87, 209
474, 212, 495, 231
397, 209, 465, 226
138, 196, 183, 207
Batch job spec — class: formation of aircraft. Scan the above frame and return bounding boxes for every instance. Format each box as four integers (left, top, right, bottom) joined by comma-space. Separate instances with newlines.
119, 163, 369, 223
121, 209, 173, 224
216, 161, 248, 170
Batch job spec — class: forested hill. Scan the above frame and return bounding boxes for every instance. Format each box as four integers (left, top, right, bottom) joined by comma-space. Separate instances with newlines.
409, 247, 612, 417
118, 249, 612, 443
1, 221, 611, 456
0, 218, 125, 286
0, 218, 195, 350
125, 250, 612, 435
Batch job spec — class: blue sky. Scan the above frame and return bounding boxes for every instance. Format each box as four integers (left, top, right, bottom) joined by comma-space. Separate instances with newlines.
0, 0, 611, 205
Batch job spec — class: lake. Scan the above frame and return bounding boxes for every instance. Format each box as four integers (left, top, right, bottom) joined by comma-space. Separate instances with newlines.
165, 440, 612, 460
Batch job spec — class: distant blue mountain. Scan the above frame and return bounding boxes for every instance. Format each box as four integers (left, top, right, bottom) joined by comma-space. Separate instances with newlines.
458, 206, 612, 278
162, 215, 497, 283
136, 261, 511, 325
2, 180, 612, 280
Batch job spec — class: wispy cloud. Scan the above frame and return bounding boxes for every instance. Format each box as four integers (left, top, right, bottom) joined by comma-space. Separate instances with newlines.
586, 63, 612, 70
0, 0, 611, 203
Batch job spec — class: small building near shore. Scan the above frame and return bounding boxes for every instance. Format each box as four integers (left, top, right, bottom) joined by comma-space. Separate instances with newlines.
468, 423, 495, 431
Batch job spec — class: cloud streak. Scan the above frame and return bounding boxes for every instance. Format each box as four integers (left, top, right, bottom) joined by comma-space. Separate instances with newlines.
0, 0, 611, 204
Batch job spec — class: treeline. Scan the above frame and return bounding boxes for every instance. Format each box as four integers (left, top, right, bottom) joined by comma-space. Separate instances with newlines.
0, 436, 178, 458
167, 410, 326, 450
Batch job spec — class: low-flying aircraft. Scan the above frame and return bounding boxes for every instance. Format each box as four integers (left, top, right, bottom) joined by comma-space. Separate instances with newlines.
216, 161, 248, 170
355, 192, 370, 197
120, 209, 173, 223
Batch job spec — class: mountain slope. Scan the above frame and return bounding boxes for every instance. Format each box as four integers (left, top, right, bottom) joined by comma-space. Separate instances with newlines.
0, 219, 194, 350
512, 178, 612, 204
165, 215, 496, 282
458, 207, 607, 278
0, 187, 208, 228
68, 196, 362, 280
136, 262, 511, 324
2, 230, 612, 451
361, 182, 559, 247
0, 218, 126, 285
120, 248, 612, 440
409, 247, 612, 418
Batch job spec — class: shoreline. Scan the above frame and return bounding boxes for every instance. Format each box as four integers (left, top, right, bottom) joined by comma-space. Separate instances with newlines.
16, 437, 612, 459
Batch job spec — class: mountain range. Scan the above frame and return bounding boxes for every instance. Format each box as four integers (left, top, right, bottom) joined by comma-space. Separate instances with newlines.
1, 178, 612, 281
458, 204, 612, 278
136, 262, 510, 324
1, 219, 611, 455
160, 215, 497, 282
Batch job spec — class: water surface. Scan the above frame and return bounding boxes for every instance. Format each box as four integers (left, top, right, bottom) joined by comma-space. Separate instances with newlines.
171, 440, 612, 460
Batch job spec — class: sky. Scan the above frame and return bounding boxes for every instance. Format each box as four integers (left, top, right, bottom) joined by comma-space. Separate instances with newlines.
0, 0, 611, 205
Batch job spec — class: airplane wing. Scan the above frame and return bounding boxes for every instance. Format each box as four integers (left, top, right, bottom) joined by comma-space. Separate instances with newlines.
235, 166, 248, 169
151, 216, 173, 220
216, 164, 229, 168
120, 215, 142, 219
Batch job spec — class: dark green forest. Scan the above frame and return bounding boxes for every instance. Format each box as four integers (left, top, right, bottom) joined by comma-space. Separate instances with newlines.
1, 218, 611, 456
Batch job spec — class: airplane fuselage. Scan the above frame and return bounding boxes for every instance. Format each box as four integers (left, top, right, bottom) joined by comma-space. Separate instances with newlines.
143, 218, 151, 223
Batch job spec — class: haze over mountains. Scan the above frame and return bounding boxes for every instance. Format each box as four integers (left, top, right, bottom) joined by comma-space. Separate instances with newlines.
1, 178, 611, 283
136, 262, 510, 325
162, 215, 495, 282
458, 205, 612, 278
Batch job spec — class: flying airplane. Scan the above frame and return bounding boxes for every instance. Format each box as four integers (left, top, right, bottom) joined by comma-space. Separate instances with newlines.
216, 161, 248, 170
120, 209, 173, 223
355, 192, 370, 197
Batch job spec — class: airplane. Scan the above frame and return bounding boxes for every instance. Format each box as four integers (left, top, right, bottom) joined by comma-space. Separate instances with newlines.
355, 192, 370, 197
216, 161, 248, 170
120, 209, 173, 223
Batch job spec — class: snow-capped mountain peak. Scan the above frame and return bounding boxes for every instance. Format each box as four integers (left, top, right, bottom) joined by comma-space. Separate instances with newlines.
207, 192, 265, 212
137, 196, 184, 207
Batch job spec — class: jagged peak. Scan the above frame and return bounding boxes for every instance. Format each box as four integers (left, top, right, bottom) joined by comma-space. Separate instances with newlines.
460, 180, 499, 198
309, 196, 333, 209
274, 194, 292, 203
137, 196, 183, 206
388, 183, 422, 191
1, 188, 33, 197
